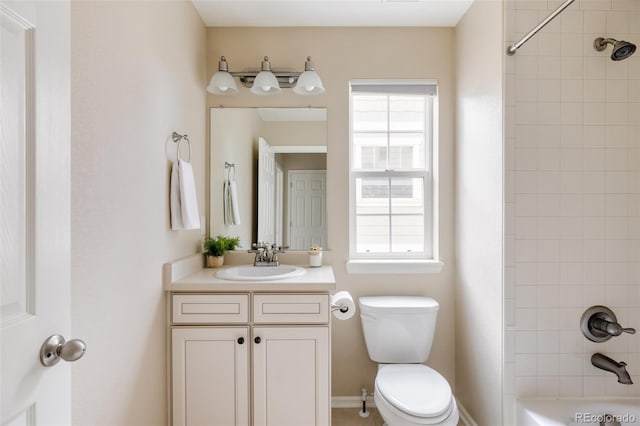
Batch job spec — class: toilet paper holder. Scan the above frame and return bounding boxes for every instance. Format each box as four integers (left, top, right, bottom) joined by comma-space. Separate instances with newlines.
331, 303, 350, 313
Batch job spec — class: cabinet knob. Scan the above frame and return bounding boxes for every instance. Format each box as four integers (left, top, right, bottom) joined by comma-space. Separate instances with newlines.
237, 337, 245, 344
254, 336, 262, 344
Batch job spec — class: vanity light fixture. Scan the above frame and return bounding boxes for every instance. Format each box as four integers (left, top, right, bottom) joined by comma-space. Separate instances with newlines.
207, 56, 239, 95
293, 56, 325, 96
207, 55, 325, 96
250, 56, 282, 96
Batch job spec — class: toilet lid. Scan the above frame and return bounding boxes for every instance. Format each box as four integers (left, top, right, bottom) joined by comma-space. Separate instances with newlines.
375, 364, 453, 418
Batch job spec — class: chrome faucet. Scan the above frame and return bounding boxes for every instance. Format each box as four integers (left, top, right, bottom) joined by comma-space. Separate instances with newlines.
591, 353, 633, 385
249, 242, 283, 267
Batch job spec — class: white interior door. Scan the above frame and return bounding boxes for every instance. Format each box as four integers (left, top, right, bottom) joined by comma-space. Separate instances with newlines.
257, 137, 275, 244
1, 1, 72, 424
288, 171, 327, 250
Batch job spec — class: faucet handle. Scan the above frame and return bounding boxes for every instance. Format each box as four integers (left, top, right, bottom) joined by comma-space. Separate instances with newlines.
592, 318, 636, 336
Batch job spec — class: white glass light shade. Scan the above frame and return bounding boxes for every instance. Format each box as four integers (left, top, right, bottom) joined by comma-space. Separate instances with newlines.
250, 70, 281, 95
207, 71, 238, 95
293, 70, 325, 95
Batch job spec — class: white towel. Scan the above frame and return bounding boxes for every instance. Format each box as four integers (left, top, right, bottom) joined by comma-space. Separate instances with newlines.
170, 159, 200, 230
223, 179, 241, 225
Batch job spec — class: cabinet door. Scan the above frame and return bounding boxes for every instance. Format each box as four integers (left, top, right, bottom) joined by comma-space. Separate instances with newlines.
172, 327, 249, 426
252, 327, 330, 426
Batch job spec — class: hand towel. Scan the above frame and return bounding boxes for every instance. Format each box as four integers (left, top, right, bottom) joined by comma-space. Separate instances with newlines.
229, 180, 241, 225
178, 159, 200, 230
170, 161, 183, 230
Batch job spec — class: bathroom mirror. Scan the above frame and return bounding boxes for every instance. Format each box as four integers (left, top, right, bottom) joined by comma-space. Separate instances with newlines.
210, 107, 327, 250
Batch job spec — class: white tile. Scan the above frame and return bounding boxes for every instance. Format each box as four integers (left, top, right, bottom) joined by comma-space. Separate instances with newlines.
538, 149, 561, 171
583, 148, 606, 171
538, 263, 561, 287
505, 298, 516, 327
582, 171, 606, 193
538, 32, 561, 57
582, 194, 606, 216
515, 330, 538, 353
538, 239, 561, 261
605, 194, 629, 217
584, 57, 607, 79
516, 285, 538, 308
538, 193, 561, 216
630, 80, 640, 102
628, 103, 640, 125
516, 193, 538, 216
560, 216, 583, 239
516, 261, 538, 284
583, 376, 607, 396
516, 171, 538, 193
583, 125, 606, 148
607, 285, 629, 307
561, 80, 584, 102
538, 376, 560, 396
539, 102, 562, 125
515, 377, 538, 397
606, 217, 628, 239
561, 262, 584, 285
582, 239, 606, 261
516, 148, 538, 170
583, 285, 607, 306
538, 353, 560, 376
560, 330, 584, 353
561, 102, 584, 125
516, 79, 539, 102
584, 79, 606, 102
583, 262, 607, 285
560, 353, 583, 376
561, 56, 585, 79
538, 331, 561, 353
607, 11, 629, 33
561, 11, 583, 33
561, 239, 584, 261
584, 102, 607, 125
561, 149, 583, 171
606, 262, 629, 285
606, 59, 629, 80
579, 0, 612, 11
605, 148, 628, 170
515, 354, 539, 376
561, 125, 584, 148
538, 308, 560, 330
517, 102, 539, 125
538, 125, 562, 147
538, 171, 562, 194
606, 80, 629, 102
561, 171, 583, 193
516, 308, 539, 330
560, 376, 583, 397
583, 11, 606, 33
516, 125, 539, 147
539, 79, 562, 102
606, 240, 628, 262
515, 9, 542, 33
516, 55, 539, 79
606, 126, 629, 148
606, 171, 628, 194
606, 103, 628, 126
539, 56, 562, 79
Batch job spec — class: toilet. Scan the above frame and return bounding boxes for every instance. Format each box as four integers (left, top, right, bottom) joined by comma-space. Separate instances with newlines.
359, 296, 459, 426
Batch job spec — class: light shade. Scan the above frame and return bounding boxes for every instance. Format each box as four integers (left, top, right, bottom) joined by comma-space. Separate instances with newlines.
293, 56, 325, 95
250, 56, 281, 95
207, 56, 238, 95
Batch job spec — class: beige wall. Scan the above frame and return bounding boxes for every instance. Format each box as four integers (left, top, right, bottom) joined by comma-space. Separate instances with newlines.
454, 0, 504, 424
207, 27, 456, 396
70, 2, 206, 424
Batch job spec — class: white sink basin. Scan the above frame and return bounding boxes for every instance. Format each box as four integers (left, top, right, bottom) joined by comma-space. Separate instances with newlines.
216, 265, 306, 281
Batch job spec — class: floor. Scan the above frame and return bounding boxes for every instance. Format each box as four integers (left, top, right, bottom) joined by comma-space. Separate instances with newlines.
331, 407, 385, 426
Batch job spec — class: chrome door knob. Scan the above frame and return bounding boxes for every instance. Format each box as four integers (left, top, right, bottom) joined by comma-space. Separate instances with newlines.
40, 334, 87, 367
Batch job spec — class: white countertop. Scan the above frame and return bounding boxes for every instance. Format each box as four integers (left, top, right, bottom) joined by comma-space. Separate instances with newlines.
165, 254, 336, 292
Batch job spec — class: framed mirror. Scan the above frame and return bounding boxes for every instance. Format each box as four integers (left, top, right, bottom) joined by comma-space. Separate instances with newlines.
210, 107, 327, 250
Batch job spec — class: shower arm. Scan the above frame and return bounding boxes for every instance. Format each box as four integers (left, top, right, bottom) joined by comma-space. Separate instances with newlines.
506, 0, 576, 55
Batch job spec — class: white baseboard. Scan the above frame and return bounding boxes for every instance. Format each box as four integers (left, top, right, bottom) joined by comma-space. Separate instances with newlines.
331, 396, 376, 409
456, 398, 478, 426
332, 396, 477, 426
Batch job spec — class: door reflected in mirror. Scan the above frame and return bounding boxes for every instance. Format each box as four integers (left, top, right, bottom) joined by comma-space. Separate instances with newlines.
210, 108, 327, 250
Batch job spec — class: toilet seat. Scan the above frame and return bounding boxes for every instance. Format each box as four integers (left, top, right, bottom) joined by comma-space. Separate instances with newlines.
374, 364, 458, 425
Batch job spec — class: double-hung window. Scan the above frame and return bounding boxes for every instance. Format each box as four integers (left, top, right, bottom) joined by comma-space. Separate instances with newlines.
348, 80, 440, 273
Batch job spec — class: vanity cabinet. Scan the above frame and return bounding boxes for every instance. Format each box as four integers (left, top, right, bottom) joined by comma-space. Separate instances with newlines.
170, 292, 330, 426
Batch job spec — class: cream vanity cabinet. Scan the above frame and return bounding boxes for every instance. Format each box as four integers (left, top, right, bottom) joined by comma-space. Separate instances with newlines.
170, 292, 330, 426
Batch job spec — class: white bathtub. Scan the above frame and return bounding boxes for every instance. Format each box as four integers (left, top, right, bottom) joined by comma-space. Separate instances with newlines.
516, 399, 640, 426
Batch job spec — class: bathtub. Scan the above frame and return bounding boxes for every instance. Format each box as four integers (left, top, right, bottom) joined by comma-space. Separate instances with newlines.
516, 398, 640, 426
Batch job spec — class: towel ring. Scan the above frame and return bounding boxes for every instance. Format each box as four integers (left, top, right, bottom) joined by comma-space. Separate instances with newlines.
172, 131, 191, 162
225, 161, 236, 180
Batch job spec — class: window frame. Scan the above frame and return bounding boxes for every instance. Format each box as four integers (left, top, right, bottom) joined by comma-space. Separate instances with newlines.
348, 79, 440, 268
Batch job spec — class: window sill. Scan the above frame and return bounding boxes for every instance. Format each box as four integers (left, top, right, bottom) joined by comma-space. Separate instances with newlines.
346, 259, 444, 275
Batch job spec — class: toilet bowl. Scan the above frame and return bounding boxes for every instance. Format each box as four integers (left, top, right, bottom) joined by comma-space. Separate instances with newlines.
359, 296, 458, 426
374, 364, 458, 426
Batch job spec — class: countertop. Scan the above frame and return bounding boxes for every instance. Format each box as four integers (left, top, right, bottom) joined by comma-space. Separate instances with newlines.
168, 265, 336, 292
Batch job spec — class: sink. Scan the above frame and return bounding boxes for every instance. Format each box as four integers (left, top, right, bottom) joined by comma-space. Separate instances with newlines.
216, 265, 306, 281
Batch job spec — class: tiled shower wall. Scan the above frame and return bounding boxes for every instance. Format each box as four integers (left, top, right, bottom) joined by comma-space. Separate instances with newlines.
504, 0, 640, 419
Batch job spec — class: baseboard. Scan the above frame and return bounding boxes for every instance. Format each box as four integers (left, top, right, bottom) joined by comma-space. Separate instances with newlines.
331, 396, 376, 409
333, 395, 477, 426
456, 398, 478, 426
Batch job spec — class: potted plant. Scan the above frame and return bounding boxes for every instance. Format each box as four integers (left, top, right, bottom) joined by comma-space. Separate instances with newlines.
204, 235, 240, 268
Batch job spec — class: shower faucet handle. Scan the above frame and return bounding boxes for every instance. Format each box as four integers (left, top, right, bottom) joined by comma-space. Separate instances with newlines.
581, 305, 636, 342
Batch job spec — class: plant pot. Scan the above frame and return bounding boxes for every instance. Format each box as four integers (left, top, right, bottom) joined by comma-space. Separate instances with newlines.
207, 255, 224, 268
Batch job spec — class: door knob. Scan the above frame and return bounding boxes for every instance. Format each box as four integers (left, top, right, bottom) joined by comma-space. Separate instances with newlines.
40, 334, 87, 367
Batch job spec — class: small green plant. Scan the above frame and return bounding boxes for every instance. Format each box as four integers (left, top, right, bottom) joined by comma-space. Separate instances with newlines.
204, 235, 240, 257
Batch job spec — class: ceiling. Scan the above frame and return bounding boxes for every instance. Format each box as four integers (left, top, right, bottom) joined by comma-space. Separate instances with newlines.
192, 0, 474, 27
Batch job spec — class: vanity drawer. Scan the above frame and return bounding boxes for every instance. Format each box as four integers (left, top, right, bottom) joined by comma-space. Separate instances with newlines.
253, 294, 329, 324
172, 294, 249, 324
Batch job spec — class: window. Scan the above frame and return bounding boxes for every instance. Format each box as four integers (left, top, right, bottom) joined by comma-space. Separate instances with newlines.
349, 81, 439, 270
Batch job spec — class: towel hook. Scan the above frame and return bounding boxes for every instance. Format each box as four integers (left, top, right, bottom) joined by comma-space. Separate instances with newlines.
172, 131, 191, 162
225, 161, 235, 180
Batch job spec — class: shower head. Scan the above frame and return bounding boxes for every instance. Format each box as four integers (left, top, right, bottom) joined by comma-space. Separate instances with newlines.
594, 37, 636, 61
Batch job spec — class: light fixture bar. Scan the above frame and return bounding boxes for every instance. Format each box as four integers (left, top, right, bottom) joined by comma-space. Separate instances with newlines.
231, 71, 301, 88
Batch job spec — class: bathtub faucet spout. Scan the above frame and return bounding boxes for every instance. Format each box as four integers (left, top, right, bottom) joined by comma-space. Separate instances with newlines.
591, 353, 633, 385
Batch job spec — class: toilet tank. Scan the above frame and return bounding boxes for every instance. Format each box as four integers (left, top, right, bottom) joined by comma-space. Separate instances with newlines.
359, 296, 439, 363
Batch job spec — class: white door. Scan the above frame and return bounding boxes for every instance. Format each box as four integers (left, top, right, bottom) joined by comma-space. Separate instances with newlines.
288, 171, 327, 250
1, 1, 73, 424
172, 327, 250, 426
252, 327, 330, 426
257, 137, 275, 244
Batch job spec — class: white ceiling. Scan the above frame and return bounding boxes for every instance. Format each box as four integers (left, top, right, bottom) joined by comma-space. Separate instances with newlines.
192, 0, 474, 27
